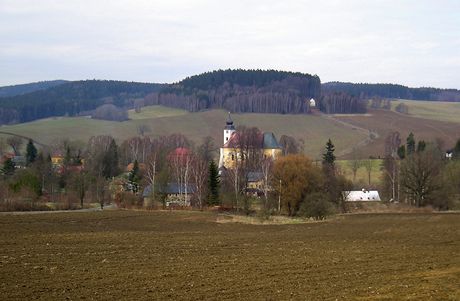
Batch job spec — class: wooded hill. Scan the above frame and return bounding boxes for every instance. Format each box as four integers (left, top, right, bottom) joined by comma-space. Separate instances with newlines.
145, 69, 323, 114
0, 80, 163, 125
3, 69, 459, 125
0, 80, 68, 97
323, 82, 460, 102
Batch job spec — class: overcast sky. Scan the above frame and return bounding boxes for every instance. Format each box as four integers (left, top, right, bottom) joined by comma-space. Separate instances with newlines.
1, 0, 459, 88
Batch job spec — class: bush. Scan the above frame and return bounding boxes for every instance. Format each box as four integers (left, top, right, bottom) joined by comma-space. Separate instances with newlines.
395, 103, 409, 114
299, 192, 336, 220
114, 192, 142, 209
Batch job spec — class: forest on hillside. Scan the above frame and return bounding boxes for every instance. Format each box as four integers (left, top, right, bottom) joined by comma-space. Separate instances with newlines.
145, 69, 323, 114
0, 80, 163, 124
323, 82, 460, 102
0, 80, 68, 97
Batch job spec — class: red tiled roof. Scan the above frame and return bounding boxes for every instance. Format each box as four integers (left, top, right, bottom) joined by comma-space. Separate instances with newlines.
223, 131, 264, 148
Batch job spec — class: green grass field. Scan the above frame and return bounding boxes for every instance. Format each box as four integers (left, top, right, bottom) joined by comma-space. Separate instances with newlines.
337, 159, 383, 187
127, 105, 188, 120
0, 210, 458, 300
391, 99, 460, 123
0, 106, 368, 159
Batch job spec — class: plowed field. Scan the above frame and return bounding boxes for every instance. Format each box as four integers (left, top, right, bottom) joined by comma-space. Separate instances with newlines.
1, 211, 459, 300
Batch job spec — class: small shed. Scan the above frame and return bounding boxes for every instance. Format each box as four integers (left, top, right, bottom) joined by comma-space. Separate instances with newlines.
142, 183, 196, 207
343, 189, 381, 202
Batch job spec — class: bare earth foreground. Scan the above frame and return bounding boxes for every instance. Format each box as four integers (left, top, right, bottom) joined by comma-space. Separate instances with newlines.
1, 211, 459, 300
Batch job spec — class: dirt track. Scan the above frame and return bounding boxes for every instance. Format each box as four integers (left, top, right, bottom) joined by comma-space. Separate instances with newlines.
0, 211, 459, 300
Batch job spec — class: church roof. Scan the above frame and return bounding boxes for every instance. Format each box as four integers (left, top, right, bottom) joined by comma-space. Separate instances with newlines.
223, 131, 281, 149
263, 132, 281, 149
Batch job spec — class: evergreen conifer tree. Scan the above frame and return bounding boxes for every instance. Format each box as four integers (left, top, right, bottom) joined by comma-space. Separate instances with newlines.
64, 146, 72, 166
26, 139, 37, 166
406, 132, 416, 155
397, 145, 406, 159
322, 139, 336, 169
102, 139, 119, 178
128, 160, 140, 193
2, 158, 15, 176
208, 160, 220, 206
417, 140, 426, 153
453, 139, 460, 160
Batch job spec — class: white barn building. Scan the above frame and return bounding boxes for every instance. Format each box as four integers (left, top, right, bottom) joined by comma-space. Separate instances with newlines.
343, 189, 381, 202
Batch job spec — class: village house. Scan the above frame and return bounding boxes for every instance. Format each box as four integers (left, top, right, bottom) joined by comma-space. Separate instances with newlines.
244, 171, 265, 197
51, 151, 64, 168
343, 189, 381, 202
142, 183, 196, 207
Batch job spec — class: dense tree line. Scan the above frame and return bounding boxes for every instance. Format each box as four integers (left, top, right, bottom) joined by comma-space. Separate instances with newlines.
145, 69, 322, 114
0, 80, 163, 124
323, 82, 460, 102
319, 91, 367, 114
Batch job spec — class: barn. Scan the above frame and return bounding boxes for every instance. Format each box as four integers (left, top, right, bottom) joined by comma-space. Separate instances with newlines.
343, 189, 381, 202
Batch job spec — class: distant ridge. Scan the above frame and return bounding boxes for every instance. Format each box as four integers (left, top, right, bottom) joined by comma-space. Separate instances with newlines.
0, 80, 163, 125
2, 70, 460, 126
0, 80, 68, 97
323, 82, 460, 102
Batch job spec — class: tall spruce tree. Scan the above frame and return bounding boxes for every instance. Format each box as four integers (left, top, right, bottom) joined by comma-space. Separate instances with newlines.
64, 146, 72, 166
25, 139, 37, 166
2, 158, 15, 176
397, 145, 406, 159
208, 160, 220, 206
417, 140, 426, 153
128, 160, 140, 193
453, 138, 460, 160
406, 132, 415, 155
102, 139, 119, 178
322, 139, 336, 171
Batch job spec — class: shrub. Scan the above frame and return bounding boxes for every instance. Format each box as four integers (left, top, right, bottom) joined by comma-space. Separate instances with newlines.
299, 192, 336, 220
114, 192, 142, 209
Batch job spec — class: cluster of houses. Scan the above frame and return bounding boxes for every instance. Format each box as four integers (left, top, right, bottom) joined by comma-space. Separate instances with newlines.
1, 110, 387, 207
141, 113, 382, 207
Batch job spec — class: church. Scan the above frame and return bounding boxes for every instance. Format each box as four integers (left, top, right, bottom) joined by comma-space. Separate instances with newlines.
218, 113, 282, 169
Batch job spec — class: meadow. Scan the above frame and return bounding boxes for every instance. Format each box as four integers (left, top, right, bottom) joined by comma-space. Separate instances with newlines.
336, 109, 460, 159
391, 99, 460, 123
2, 102, 460, 161
336, 159, 383, 187
0, 210, 458, 300
0, 106, 368, 160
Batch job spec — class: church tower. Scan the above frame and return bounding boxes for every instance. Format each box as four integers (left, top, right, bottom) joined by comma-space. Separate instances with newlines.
219, 112, 236, 169
223, 112, 235, 144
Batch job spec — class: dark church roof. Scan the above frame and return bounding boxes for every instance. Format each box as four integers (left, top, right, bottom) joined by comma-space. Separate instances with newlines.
223, 131, 281, 149
225, 112, 235, 130
263, 132, 281, 149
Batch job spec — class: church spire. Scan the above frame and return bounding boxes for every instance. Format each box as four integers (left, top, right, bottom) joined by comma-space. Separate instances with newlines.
225, 112, 235, 130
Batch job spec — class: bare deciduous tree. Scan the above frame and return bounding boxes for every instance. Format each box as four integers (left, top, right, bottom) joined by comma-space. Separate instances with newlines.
261, 157, 273, 208
400, 148, 442, 207
137, 124, 151, 137
6, 136, 23, 155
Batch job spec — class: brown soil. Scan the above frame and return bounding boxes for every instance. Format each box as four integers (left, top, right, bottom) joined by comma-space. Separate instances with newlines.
0, 210, 459, 300
336, 109, 460, 159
